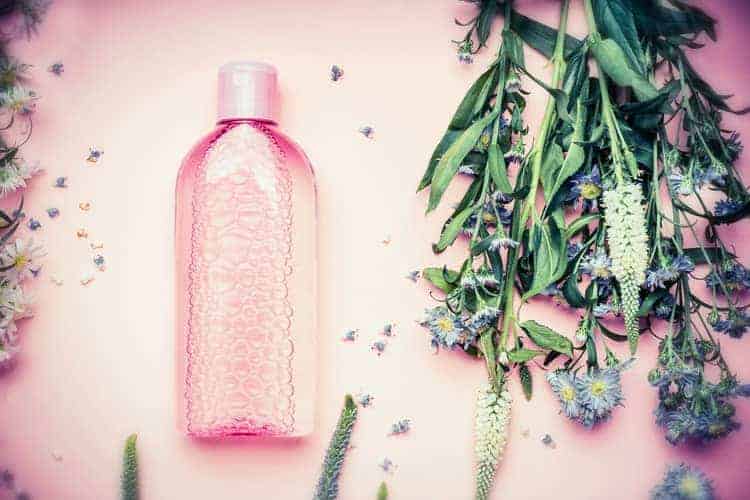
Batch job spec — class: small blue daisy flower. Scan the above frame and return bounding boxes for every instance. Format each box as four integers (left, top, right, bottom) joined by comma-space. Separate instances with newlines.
48, 61, 64, 76
569, 166, 602, 202
27, 218, 40, 231
651, 463, 715, 500
546, 370, 581, 421
713, 198, 742, 218
580, 249, 613, 283
567, 242, 583, 261
54, 176, 67, 188
46, 207, 59, 218
420, 306, 465, 350
575, 367, 624, 427
389, 418, 412, 435
371, 340, 387, 355
358, 126, 374, 139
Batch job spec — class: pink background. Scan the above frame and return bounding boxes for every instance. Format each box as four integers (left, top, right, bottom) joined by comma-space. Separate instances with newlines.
2, 0, 750, 498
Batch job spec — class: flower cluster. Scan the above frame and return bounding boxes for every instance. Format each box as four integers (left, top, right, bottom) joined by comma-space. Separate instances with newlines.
650, 463, 715, 500
546, 361, 630, 428
602, 183, 649, 353
0, 238, 44, 370
644, 254, 695, 292
650, 336, 750, 445
474, 384, 511, 500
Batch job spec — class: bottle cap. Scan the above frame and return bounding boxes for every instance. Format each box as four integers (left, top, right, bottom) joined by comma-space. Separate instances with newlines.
217, 61, 278, 123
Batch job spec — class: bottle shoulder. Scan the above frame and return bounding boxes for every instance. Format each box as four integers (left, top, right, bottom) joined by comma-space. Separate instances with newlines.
176, 122, 315, 182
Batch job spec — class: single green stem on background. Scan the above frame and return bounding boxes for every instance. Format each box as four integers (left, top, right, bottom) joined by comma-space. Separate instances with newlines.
583, 0, 625, 184
498, 0, 570, 352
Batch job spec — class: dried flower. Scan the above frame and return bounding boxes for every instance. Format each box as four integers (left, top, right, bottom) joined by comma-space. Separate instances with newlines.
26, 217, 40, 231
341, 329, 358, 342
457, 40, 474, 64
405, 270, 420, 282
329, 65, 344, 82
46, 207, 59, 218
48, 61, 64, 76
358, 126, 374, 139
651, 463, 715, 500
371, 340, 387, 355
86, 147, 104, 164
389, 418, 411, 435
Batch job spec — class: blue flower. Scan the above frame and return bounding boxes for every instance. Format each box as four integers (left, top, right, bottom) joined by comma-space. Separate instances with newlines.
567, 242, 583, 261
546, 370, 581, 420
468, 304, 500, 332
706, 261, 750, 295
420, 306, 465, 350
580, 249, 613, 283
456, 40, 474, 64
668, 172, 693, 196
712, 310, 749, 338
329, 64, 344, 82
651, 463, 715, 500
654, 294, 676, 320
592, 303, 612, 318
575, 367, 625, 427
569, 166, 602, 201
645, 267, 677, 291
713, 198, 742, 218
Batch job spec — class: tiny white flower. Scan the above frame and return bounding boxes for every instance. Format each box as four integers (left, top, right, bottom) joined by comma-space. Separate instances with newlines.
15, 160, 42, 180
1, 85, 37, 114
2, 239, 46, 283
0, 165, 26, 197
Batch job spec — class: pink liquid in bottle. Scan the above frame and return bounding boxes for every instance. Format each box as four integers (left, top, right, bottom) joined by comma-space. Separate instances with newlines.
175, 62, 317, 437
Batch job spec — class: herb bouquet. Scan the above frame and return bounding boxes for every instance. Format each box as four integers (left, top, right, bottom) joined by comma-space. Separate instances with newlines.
417, 1, 750, 498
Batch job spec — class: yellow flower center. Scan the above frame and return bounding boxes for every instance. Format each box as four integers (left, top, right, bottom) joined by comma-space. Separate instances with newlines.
678, 476, 701, 499
591, 380, 607, 397
561, 386, 576, 402
581, 183, 602, 200
436, 317, 454, 333
14, 255, 28, 270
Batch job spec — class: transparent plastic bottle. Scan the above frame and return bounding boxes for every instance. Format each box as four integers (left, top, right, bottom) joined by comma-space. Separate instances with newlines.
175, 62, 317, 437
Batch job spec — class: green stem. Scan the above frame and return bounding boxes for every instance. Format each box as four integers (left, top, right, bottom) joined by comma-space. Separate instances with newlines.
499, 0, 570, 351
520, 0, 570, 227
583, 0, 625, 184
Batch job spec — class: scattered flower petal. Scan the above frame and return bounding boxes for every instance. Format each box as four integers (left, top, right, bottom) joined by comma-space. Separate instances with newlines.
85, 147, 103, 164
76, 228, 88, 239
48, 62, 64, 76
359, 126, 374, 139
46, 207, 59, 218
329, 65, 344, 82
389, 418, 411, 435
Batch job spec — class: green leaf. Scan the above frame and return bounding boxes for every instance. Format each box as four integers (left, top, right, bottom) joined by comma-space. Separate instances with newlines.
433, 205, 475, 253
540, 143, 564, 200
520, 320, 574, 357
683, 247, 733, 266
519, 363, 533, 401
522, 219, 566, 300
427, 110, 499, 212
377, 482, 389, 500
639, 289, 668, 317
509, 10, 583, 60
422, 267, 459, 294
487, 143, 512, 193
314, 395, 358, 500
418, 129, 461, 191
562, 275, 587, 308
590, 38, 658, 102
546, 99, 587, 201
521, 68, 572, 123
593, 0, 645, 75
596, 320, 628, 343
508, 348, 544, 363
502, 29, 525, 67
121, 434, 139, 500
564, 214, 599, 240
451, 65, 498, 130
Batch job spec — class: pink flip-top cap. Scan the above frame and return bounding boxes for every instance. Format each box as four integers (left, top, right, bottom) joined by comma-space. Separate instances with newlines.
217, 61, 279, 123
